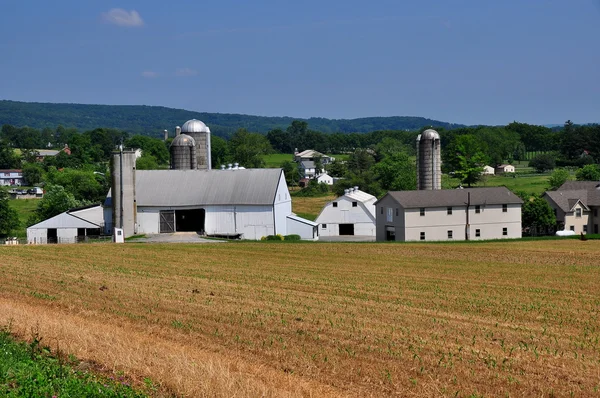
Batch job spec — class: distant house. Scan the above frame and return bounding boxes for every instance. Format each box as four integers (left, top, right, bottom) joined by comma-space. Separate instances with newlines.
294, 149, 334, 165
315, 187, 376, 237
543, 181, 600, 235
482, 165, 495, 175
495, 164, 515, 174
35, 145, 71, 161
315, 173, 333, 185
0, 169, 24, 186
27, 205, 104, 244
298, 160, 324, 179
374, 187, 523, 242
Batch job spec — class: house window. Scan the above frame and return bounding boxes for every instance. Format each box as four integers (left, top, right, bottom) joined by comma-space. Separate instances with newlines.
395, 208, 398, 216
322, 224, 327, 229
447, 230, 453, 239
475, 229, 481, 237
420, 208, 425, 216
420, 232, 425, 241
554, 208, 557, 217
594, 209, 598, 217
583, 225, 588, 233
333, 202, 338, 208
447, 207, 452, 215
502, 227, 508, 236
576, 208, 581, 218
352, 201, 357, 207
570, 225, 575, 231
380, 207, 383, 215
475, 205, 481, 214
387, 208, 393, 222
502, 204, 507, 213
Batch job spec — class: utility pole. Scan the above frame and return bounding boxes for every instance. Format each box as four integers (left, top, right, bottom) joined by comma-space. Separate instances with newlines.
465, 192, 471, 240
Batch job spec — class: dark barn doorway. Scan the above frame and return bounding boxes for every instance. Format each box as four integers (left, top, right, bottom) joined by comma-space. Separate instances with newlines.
175, 209, 205, 233
339, 223, 355, 236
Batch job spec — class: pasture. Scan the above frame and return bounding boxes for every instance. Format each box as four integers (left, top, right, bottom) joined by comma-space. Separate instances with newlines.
1, 240, 599, 397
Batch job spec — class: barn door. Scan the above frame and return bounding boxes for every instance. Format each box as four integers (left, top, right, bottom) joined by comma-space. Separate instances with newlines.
159, 211, 175, 233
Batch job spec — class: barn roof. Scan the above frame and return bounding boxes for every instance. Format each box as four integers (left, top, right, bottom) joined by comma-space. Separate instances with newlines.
377, 187, 523, 209
28, 206, 103, 229
135, 169, 284, 206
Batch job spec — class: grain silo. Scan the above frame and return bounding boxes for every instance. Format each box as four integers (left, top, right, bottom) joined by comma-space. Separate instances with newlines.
111, 150, 137, 237
170, 134, 197, 170
416, 129, 441, 190
181, 119, 211, 170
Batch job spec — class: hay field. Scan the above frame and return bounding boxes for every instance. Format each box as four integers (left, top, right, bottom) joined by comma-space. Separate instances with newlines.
1, 240, 600, 397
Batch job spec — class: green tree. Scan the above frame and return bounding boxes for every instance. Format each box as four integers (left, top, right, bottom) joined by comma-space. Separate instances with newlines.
371, 151, 416, 191
22, 163, 44, 185
0, 188, 20, 237
280, 160, 299, 186
529, 153, 556, 173
0, 139, 21, 169
45, 168, 104, 202
548, 168, 570, 190
522, 195, 556, 236
228, 129, 272, 168
126, 135, 169, 165
444, 135, 488, 187
210, 135, 229, 169
136, 154, 159, 170
28, 184, 84, 226
326, 159, 347, 178
575, 164, 600, 181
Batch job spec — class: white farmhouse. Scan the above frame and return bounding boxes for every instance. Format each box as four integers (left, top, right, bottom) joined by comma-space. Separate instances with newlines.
495, 164, 515, 174
0, 169, 24, 186
375, 187, 523, 241
315, 187, 376, 237
482, 165, 495, 175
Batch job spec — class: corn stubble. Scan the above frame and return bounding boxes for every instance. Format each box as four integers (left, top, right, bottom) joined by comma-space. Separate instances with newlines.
1, 240, 599, 397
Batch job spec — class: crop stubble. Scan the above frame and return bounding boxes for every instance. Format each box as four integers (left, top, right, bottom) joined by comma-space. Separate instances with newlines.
1, 240, 599, 396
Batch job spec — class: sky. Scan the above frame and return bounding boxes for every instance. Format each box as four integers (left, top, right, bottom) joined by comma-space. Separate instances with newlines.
0, 0, 598, 126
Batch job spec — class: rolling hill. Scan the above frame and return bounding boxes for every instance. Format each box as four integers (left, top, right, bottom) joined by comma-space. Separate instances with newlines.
0, 100, 464, 138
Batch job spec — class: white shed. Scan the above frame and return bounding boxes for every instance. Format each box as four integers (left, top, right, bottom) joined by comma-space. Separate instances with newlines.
315, 187, 376, 237
286, 214, 319, 240
482, 165, 495, 175
27, 205, 104, 244
316, 173, 334, 185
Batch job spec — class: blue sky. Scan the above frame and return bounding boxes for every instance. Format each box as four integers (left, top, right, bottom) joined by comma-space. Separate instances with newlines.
1, 1, 598, 125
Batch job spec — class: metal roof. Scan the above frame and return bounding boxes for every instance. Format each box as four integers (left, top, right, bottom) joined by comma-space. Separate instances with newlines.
28, 206, 103, 229
287, 214, 318, 227
296, 149, 325, 158
345, 189, 377, 204
377, 187, 523, 208
181, 119, 210, 133
170, 133, 196, 147
299, 160, 315, 169
135, 169, 283, 206
420, 129, 440, 140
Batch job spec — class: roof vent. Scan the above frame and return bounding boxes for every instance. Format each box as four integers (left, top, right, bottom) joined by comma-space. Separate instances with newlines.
344, 189, 349, 195
175, 126, 181, 136
220, 165, 225, 170
354, 186, 359, 191
227, 163, 232, 170
233, 162, 239, 169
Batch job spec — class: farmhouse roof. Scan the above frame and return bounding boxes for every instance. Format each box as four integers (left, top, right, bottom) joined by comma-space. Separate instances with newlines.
377, 187, 523, 209
134, 169, 283, 207
345, 189, 377, 204
299, 160, 315, 169
296, 149, 325, 158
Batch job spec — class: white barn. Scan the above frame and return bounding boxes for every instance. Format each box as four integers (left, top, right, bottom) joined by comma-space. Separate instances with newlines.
315, 187, 376, 237
27, 205, 104, 244
108, 152, 318, 240
375, 187, 523, 242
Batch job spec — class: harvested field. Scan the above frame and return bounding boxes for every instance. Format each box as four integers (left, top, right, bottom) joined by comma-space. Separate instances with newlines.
1, 240, 600, 397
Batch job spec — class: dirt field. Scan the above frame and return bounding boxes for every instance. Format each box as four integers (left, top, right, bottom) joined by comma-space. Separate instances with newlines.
1, 240, 599, 397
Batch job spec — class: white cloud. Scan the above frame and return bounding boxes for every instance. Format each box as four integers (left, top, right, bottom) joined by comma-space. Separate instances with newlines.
141, 71, 158, 78
175, 68, 198, 77
102, 8, 144, 27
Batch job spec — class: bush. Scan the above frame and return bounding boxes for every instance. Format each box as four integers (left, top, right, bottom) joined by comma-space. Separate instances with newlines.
529, 153, 556, 173
284, 234, 301, 241
263, 234, 284, 241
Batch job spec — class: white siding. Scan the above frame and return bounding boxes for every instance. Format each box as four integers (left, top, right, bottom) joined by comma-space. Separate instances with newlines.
27, 229, 46, 244
287, 217, 317, 240
137, 208, 161, 234
563, 203, 591, 234
315, 196, 376, 237
403, 204, 521, 241
273, 172, 292, 235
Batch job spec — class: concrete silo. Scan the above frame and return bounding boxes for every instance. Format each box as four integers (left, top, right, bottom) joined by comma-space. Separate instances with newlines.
111, 150, 137, 237
416, 129, 441, 190
170, 133, 197, 170
181, 119, 211, 170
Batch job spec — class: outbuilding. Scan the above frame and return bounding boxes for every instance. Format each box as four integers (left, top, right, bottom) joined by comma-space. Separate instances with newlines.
315, 187, 376, 237
27, 205, 104, 244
